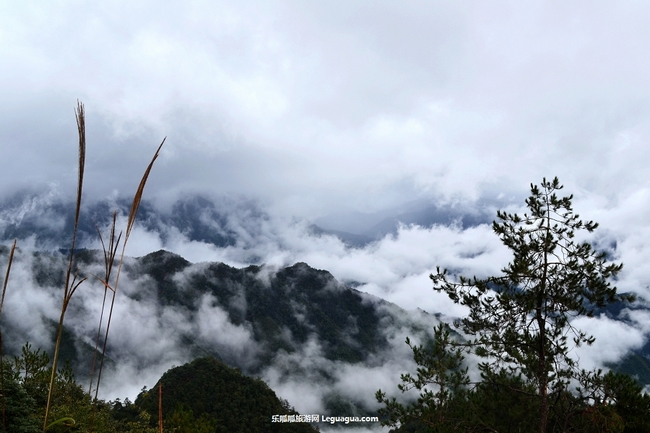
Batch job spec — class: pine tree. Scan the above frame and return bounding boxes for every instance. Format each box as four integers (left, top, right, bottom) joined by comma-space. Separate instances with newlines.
430, 177, 633, 433
376, 323, 470, 431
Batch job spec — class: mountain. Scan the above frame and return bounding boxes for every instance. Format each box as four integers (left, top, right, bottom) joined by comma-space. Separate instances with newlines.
0, 192, 244, 249
0, 246, 441, 421
0, 191, 371, 251
1, 190, 649, 428
0, 191, 497, 251
135, 357, 318, 432
307, 225, 374, 248
313, 197, 498, 240
132, 249, 407, 368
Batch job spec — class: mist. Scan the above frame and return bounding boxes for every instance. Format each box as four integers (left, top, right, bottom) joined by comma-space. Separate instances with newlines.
4, 2, 650, 431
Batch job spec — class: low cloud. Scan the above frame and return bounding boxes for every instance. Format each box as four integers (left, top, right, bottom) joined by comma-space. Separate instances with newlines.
195, 293, 259, 366
571, 315, 646, 371
1, 186, 649, 433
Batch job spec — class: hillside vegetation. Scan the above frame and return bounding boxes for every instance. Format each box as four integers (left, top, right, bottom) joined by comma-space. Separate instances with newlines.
2, 347, 319, 432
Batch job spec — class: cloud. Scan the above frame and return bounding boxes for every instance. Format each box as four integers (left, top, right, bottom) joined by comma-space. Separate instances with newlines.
3, 182, 650, 380
4, 4, 650, 429
1, 240, 434, 428
195, 293, 259, 365
3, 2, 650, 217
260, 321, 428, 417
571, 315, 646, 371
0, 249, 61, 352
4, 2, 650, 305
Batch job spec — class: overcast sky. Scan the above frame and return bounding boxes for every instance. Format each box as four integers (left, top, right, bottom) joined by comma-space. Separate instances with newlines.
3, 1, 650, 409
0, 0, 640, 302
2, 1, 650, 215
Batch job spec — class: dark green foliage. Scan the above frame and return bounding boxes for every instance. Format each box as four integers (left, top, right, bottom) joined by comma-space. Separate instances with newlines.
5, 343, 161, 433
135, 251, 390, 365
322, 394, 359, 417
430, 177, 632, 432
379, 178, 650, 433
12, 342, 53, 410
135, 357, 318, 433
15, 343, 94, 428
377, 330, 650, 433
135, 249, 191, 304
165, 404, 217, 433
0, 360, 40, 433
609, 353, 650, 387
468, 368, 540, 432
32, 253, 67, 288
110, 397, 141, 425
10, 344, 314, 432
376, 327, 541, 432
376, 324, 470, 432
248, 262, 387, 363
585, 371, 650, 433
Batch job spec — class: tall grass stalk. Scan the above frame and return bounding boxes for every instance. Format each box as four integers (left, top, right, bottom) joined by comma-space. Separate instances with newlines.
0, 238, 17, 433
88, 211, 120, 397
159, 382, 163, 433
43, 101, 88, 432
86, 137, 164, 433
40, 102, 166, 433
91, 137, 165, 405
0, 239, 16, 315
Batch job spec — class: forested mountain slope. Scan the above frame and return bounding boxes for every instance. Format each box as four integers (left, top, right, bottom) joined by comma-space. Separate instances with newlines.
0, 247, 440, 418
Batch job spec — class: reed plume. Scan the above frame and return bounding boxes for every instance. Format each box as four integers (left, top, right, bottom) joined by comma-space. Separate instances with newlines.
43, 101, 88, 432
6, 100, 168, 432
91, 137, 165, 403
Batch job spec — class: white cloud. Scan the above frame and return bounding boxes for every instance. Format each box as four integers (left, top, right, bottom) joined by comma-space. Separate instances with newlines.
3, 3, 650, 425
195, 293, 258, 361
2, 1, 650, 216
571, 315, 646, 371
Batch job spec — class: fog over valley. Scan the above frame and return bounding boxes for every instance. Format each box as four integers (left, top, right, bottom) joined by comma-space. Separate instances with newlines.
3, 2, 650, 431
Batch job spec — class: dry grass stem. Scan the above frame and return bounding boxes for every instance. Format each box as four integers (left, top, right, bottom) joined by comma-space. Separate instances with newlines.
0, 238, 16, 316
6, 100, 167, 432
43, 101, 88, 432
0, 238, 16, 433
93, 137, 165, 402
88, 212, 121, 396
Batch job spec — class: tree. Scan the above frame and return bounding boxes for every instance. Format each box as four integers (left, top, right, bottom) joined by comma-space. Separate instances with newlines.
165, 404, 217, 433
375, 327, 542, 432
571, 370, 650, 433
430, 177, 633, 432
10, 343, 123, 433
376, 323, 470, 432
12, 343, 51, 410
0, 360, 40, 433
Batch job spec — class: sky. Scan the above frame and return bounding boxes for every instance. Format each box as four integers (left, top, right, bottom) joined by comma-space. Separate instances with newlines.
3, 1, 650, 216
3, 0, 650, 288
3, 1, 650, 427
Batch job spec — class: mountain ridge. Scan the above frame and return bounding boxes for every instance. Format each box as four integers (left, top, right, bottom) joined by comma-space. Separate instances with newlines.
1, 190, 648, 422
0, 246, 441, 417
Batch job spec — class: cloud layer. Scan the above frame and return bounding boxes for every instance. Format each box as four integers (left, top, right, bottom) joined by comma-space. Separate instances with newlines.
3, 3, 650, 430
3, 2, 650, 216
